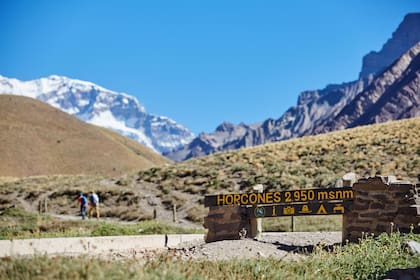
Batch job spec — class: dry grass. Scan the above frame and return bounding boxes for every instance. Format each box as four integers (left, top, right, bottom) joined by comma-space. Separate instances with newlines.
0, 95, 170, 177
263, 216, 343, 232
185, 204, 208, 223
1, 233, 419, 279
0, 208, 202, 240
0, 117, 419, 228
136, 117, 420, 195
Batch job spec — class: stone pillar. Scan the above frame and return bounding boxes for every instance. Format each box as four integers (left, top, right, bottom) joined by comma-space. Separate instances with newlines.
203, 205, 251, 243
343, 176, 420, 242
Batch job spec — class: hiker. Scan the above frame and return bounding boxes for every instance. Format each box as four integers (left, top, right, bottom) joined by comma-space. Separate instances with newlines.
88, 191, 100, 219
77, 192, 88, 220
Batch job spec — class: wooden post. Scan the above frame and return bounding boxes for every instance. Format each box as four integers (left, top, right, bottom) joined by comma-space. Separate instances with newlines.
38, 199, 48, 213
153, 208, 157, 219
173, 204, 177, 222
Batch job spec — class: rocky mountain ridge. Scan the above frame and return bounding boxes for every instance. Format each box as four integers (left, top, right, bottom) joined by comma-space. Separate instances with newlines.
312, 42, 420, 134
165, 13, 420, 162
359, 13, 420, 78
0, 75, 194, 154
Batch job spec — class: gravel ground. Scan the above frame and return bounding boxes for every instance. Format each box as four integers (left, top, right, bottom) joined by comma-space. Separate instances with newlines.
168, 232, 342, 261
21, 232, 341, 262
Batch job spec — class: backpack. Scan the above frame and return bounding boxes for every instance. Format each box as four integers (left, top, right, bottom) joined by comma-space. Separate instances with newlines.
79, 195, 87, 205
91, 193, 99, 204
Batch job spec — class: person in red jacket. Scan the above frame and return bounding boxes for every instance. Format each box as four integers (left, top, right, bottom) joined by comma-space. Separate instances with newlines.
77, 192, 87, 220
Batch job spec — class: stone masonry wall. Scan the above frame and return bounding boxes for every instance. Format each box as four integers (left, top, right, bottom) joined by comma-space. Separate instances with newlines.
343, 176, 420, 242
204, 205, 251, 243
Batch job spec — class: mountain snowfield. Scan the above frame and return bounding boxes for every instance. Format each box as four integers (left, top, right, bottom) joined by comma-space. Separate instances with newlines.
0, 75, 195, 154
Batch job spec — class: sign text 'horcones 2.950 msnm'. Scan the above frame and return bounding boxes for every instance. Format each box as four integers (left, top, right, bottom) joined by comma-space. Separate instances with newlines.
204, 187, 353, 207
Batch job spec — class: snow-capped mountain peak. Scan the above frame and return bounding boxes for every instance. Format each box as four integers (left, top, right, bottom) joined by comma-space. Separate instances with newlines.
0, 75, 194, 154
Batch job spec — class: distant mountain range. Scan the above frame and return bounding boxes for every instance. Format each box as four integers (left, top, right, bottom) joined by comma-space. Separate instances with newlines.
165, 13, 420, 161
0, 75, 194, 154
1, 13, 419, 162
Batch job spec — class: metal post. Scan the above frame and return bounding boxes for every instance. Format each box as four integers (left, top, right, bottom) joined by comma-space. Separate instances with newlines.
291, 216, 295, 232
251, 184, 264, 240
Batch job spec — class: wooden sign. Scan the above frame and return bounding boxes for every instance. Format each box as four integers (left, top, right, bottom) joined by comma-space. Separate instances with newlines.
204, 187, 353, 207
248, 202, 350, 218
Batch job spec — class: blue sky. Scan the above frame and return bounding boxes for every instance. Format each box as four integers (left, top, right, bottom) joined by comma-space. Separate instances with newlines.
1, 1, 418, 134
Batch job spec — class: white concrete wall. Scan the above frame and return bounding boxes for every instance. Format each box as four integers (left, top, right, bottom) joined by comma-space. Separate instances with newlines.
166, 234, 204, 248
0, 234, 204, 257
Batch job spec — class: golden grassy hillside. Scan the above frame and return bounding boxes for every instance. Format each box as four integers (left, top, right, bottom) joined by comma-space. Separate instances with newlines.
0, 95, 170, 177
1, 117, 418, 226
137, 117, 419, 195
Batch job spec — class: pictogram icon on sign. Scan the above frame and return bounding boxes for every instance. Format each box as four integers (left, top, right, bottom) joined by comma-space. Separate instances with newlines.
333, 204, 344, 213
283, 206, 295, 215
254, 206, 265, 218
299, 205, 312, 214
317, 204, 327, 214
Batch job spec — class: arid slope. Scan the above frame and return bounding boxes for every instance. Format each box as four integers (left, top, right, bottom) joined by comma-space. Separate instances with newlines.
0, 117, 418, 227
0, 95, 170, 177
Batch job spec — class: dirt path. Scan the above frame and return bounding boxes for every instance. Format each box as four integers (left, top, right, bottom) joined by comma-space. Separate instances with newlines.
49, 213, 138, 224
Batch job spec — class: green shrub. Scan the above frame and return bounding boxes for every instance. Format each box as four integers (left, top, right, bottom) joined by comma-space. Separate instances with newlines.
303, 232, 420, 279
91, 222, 140, 236
0, 208, 202, 239
136, 220, 203, 234
1, 233, 418, 280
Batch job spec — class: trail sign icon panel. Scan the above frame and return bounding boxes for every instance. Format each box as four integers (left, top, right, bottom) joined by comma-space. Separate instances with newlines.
248, 202, 349, 218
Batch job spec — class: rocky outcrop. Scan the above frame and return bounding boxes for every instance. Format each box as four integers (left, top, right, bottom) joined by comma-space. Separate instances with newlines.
312, 42, 420, 134
277, 78, 373, 137
166, 77, 374, 161
359, 13, 420, 78
164, 122, 259, 161
383, 268, 420, 280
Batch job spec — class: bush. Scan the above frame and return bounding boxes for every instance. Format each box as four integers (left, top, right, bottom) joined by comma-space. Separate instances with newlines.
91, 222, 139, 236
1, 233, 418, 279
304, 232, 420, 279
